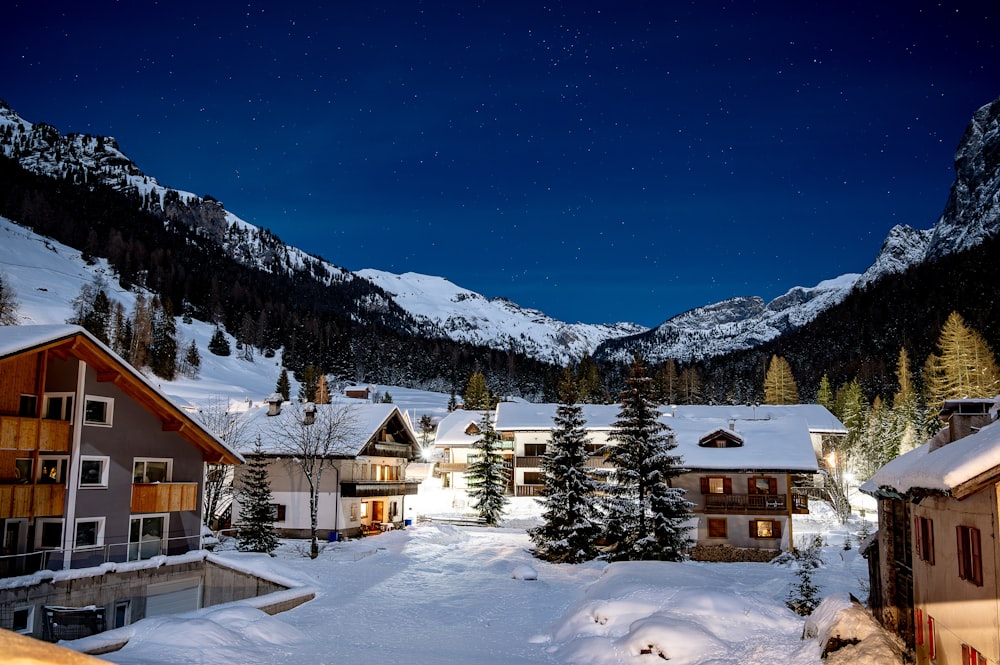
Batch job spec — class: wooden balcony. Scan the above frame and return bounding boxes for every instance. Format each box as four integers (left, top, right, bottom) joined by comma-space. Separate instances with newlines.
130, 482, 198, 513
515, 456, 544, 468
372, 441, 413, 457
791, 492, 810, 514
515, 485, 543, 497
340, 481, 420, 498
0, 483, 66, 518
0, 415, 72, 452
438, 462, 467, 473
703, 493, 789, 514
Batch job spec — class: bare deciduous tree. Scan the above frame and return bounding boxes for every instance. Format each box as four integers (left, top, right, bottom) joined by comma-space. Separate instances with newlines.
265, 401, 360, 558
196, 396, 250, 528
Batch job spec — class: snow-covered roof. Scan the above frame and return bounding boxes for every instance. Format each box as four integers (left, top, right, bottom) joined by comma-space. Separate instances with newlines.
433, 409, 491, 448
238, 399, 414, 457
862, 418, 1000, 498
494, 402, 822, 472
0, 324, 243, 464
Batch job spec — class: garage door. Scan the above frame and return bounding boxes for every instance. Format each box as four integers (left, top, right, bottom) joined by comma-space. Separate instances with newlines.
145, 577, 202, 617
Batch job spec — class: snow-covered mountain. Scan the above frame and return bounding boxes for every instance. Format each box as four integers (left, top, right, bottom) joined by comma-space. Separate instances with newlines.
357, 269, 645, 365
597, 95, 1000, 363
2, 94, 999, 367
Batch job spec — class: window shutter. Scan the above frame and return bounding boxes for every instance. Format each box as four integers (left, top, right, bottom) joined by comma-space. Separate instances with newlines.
915, 609, 923, 645
971, 528, 982, 586
749, 520, 757, 538
957, 527, 967, 580
768, 478, 777, 494
747, 478, 756, 494
723, 477, 732, 494
773, 519, 782, 539
700, 477, 709, 494
914, 517, 922, 559
927, 520, 934, 565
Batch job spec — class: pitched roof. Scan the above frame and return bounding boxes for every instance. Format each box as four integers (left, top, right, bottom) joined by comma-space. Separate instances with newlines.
493, 402, 823, 472
862, 418, 1000, 499
432, 409, 491, 448
238, 399, 416, 457
0, 324, 243, 464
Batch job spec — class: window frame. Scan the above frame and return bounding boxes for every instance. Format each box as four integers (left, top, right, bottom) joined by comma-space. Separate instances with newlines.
915, 515, 935, 565
963, 644, 987, 665
12, 605, 34, 634
83, 395, 114, 427
132, 458, 172, 484
707, 517, 728, 539
957, 525, 983, 586
14, 458, 33, 484
38, 456, 68, 484
701, 475, 732, 494
750, 518, 782, 540
74, 517, 105, 550
128, 513, 168, 562
42, 392, 74, 421
35, 518, 64, 550
269, 504, 287, 522
927, 615, 936, 661
79, 456, 110, 488
18, 394, 37, 418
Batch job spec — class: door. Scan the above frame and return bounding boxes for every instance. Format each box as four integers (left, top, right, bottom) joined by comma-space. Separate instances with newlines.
372, 501, 385, 523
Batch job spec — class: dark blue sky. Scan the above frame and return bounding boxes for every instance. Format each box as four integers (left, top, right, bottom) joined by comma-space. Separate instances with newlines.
4, 2, 998, 327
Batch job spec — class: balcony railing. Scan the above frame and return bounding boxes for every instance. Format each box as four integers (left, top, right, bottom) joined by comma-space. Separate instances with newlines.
703, 493, 789, 514
515, 456, 544, 468
515, 485, 543, 497
437, 462, 467, 473
0, 415, 72, 452
340, 481, 421, 498
131, 482, 198, 513
0, 483, 66, 519
372, 441, 413, 457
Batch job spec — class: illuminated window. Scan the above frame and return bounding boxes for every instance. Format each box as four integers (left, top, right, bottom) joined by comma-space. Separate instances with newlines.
915, 516, 934, 564
702, 476, 729, 494
957, 525, 983, 586
750, 519, 781, 539
707, 518, 727, 538
38, 456, 68, 484
361, 503, 369, 518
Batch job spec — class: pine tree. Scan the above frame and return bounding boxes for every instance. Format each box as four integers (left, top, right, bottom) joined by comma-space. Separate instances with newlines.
467, 411, 508, 526
237, 440, 279, 554
763, 355, 799, 404
601, 356, 693, 561
148, 299, 178, 380
275, 369, 291, 402
298, 364, 320, 403
463, 371, 492, 409
575, 353, 607, 404
181, 339, 201, 378
785, 534, 823, 616
208, 327, 231, 356
924, 311, 1000, 408
447, 390, 458, 412
530, 368, 602, 563
815, 374, 834, 413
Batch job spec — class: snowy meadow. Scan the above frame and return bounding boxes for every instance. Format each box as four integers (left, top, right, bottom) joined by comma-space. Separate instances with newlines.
68, 487, 874, 665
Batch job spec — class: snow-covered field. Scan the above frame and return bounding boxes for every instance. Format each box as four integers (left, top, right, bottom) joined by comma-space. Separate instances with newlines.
65, 485, 876, 665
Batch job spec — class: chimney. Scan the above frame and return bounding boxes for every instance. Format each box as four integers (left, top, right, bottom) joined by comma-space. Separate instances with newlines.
934, 398, 996, 450
728, 420, 736, 432
265, 392, 283, 416
303, 401, 316, 425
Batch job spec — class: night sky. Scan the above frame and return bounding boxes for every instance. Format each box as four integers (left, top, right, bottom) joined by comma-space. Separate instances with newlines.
4, 2, 998, 327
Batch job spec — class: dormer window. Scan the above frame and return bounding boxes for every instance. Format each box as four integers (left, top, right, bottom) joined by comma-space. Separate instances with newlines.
698, 428, 744, 448
464, 424, 481, 436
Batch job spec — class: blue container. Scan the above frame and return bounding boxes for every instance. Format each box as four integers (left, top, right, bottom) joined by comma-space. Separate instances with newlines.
404, 519, 412, 527
328, 531, 339, 542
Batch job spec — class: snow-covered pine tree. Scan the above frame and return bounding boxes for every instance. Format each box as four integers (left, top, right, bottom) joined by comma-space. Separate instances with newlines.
237, 439, 279, 554
466, 410, 508, 526
601, 356, 693, 561
208, 327, 231, 356
785, 534, 823, 616
529, 367, 601, 563
275, 368, 291, 402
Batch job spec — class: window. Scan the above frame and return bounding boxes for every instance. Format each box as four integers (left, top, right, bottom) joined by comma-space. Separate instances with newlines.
35, 519, 63, 549
133, 458, 171, 483
74, 518, 104, 549
18, 394, 37, 417
750, 477, 777, 495
524, 443, 547, 456
360, 502, 369, 518
83, 396, 114, 427
707, 518, 728, 538
360, 464, 368, 480
269, 504, 286, 522
957, 525, 983, 586
350, 503, 358, 521
701, 476, 731, 494
915, 516, 935, 564
43, 393, 74, 421
14, 458, 32, 484
128, 514, 166, 561
523, 472, 543, 485
38, 456, 68, 484
79, 456, 109, 488
963, 644, 987, 665
12, 605, 33, 634
750, 519, 781, 539
113, 600, 131, 629
585, 442, 604, 455
927, 615, 936, 661
915, 608, 924, 646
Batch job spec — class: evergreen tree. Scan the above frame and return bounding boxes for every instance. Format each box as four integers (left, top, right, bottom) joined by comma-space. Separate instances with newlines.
148, 299, 178, 380
785, 534, 823, 616
237, 439, 279, 554
69, 277, 112, 344
208, 327, 231, 356
890, 347, 924, 454
466, 411, 508, 526
763, 355, 799, 404
924, 311, 1000, 408
652, 359, 680, 405
180, 339, 201, 378
275, 368, 291, 402
447, 389, 458, 412
529, 367, 602, 563
129, 292, 153, 368
575, 353, 607, 404
298, 364, 321, 403
381, 391, 393, 403
0, 273, 19, 326
601, 356, 693, 561
464, 371, 492, 409
815, 374, 834, 413
417, 414, 436, 460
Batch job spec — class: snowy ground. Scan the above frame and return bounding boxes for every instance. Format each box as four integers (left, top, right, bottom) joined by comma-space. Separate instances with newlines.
65, 484, 877, 665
